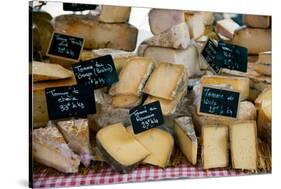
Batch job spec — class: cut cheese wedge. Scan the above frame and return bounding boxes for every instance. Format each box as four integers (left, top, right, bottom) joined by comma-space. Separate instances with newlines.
174, 117, 198, 165
126, 126, 174, 168
243, 15, 271, 29
109, 57, 154, 96
215, 18, 240, 39
142, 45, 201, 78
57, 119, 93, 167
201, 125, 229, 169
200, 75, 250, 100
149, 9, 185, 35
32, 61, 73, 82
32, 126, 80, 173
230, 121, 257, 170
99, 5, 131, 23
186, 13, 205, 40
144, 63, 187, 100
111, 95, 142, 109
96, 123, 150, 173
143, 23, 190, 49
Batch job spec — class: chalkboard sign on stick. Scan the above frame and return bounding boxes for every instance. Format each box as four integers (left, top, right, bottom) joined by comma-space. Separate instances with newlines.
201, 38, 219, 73
129, 101, 164, 134
72, 55, 119, 89
198, 86, 240, 119
47, 32, 84, 62
216, 41, 248, 72
45, 84, 96, 120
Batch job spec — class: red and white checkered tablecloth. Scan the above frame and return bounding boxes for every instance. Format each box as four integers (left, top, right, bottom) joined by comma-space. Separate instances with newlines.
33, 163, 247, 188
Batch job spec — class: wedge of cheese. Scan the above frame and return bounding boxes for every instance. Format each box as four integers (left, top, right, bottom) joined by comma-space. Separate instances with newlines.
109, 57, 154, 96
144, 63, 187, 100
33, 76, 77, 128
243, 15, 271, 29
254, 52, 272, 76
126, 126, 174, 168
32, 61, 73, 82
186, 13, 205, 39
200, 75, 250, 100
230, 121, 257, 170
231, 27, 271, 55
215, 18, 240, 39
57, 119, 93, 167
149, 9, 185, 35
54, 14, 138, 51
96, 123, 150, 173
99, 5, 131, 23
32, 126, 80, 173
144, 87, 186, 116
111, 95, 142, 109
201, 125, 229, 169
143, 23, 190, 49
174, 117, 198, 165
141, 45, 201, 78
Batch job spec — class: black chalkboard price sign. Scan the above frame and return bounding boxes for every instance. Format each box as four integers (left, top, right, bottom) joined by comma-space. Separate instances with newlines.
129, 101, 164, 134
72, 55, 119, 89
198, 86, 240, 118
45, 84, 96, 120
201, 39, 219, 73
63, 3, 98, 11
47, 32, 84, 62
216, 41, 248, 72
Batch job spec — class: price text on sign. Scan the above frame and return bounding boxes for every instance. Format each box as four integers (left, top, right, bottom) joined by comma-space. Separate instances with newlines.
129, 101, 164, 134
72, 55, 118, 89
47, 32, 84, 61
45, 84, 96, 120
201, 39, 219, 73
198, 86, 240, 118
216, 41, 248, 72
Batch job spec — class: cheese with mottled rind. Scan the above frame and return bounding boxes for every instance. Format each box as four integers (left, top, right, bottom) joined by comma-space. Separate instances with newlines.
99, 5, 131, 23
32, 126, 80, 173
57, 119, 93, 167
201, 125, 229, 169
109, 57, 154, 96
96, 123, 150, 173
230, 121, 257, 170
126, 126, 174, 168
174, 117, 198, 165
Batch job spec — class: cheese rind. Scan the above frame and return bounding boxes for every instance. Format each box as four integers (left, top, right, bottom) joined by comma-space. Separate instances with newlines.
174, 117, 198, 165
243, 15, 271, 28
111, 95, 142, 109
142, 45, 201, 78
57, 119, 93, 167
149, 9, 185, 35
96, 123, 150, 173
32, 126, 80, 173
201, 125, 229, 169
109, 57, 154, 96
99, 5, 131, 23
230, 121, 257, 170
144, 63, 187, 100
254, 52, 272, 76
143, 23, 190, 49
215, 18, 240, 39
200, 75, 250, 100
32, 61, 73, 82
126, 126, 174, 168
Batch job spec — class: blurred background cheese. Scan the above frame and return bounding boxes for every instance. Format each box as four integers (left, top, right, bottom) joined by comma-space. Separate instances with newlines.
174, 117, 198, 165
201, 125, 229, 169
127, 126, 174, 168
253, 52, 272, 76
230, 121, 257, 170
243, 15, 271, 29
99, 5, 131, 23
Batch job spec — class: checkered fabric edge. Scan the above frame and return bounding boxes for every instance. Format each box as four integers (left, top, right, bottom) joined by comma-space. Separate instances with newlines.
33, 164, 246, 188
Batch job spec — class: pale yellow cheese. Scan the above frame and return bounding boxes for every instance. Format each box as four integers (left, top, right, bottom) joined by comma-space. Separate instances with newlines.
200, 75, 250, 100
126, 126, 174, 168
32, 61, 73, 82
174, 117, 198, 165
254, 52, 272, 76
111, 95, 141, 109
215, 18, 240, 39
201, 125, 229, 169
99, 5, 131, 23
144, 63, 187, 100
109, 57, 154, 96
230, 121, 257, 170
185, 13, 205, 40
